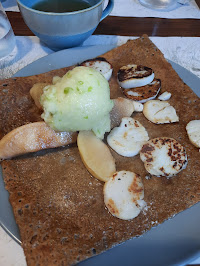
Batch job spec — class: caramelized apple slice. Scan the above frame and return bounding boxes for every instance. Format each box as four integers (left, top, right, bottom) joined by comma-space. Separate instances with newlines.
30, 83, 49, 109
77, 130, 116, 182
0, 122, 77, 160
110, 97, 134, 129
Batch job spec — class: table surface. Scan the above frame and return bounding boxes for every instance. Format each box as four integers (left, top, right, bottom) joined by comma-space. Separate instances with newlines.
2, 5, 200, 266
7, 11, 200, 37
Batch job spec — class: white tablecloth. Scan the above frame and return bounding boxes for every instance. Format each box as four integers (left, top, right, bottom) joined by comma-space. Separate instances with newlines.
1, 36, 200, 80
0, 0, 200, 265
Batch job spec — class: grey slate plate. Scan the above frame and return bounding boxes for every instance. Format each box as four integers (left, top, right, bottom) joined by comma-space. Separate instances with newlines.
0, 44, 200, 266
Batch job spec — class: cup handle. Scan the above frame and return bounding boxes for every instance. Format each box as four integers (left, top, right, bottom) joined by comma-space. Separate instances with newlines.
100, 0, 114, 22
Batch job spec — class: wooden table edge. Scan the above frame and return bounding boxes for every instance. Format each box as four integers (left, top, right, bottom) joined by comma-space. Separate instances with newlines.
7, 12, 200, 37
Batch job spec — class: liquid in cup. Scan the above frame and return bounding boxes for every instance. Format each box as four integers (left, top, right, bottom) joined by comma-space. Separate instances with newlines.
0, 2, 16, 59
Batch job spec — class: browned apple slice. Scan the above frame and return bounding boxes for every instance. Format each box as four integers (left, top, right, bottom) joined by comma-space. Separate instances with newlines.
110, 97, 134, 129
30, 83, 49, 109
77, 130, 116, 182
0, 122, 77, 160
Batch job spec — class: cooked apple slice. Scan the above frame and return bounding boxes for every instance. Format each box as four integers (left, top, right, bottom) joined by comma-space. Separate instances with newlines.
77, 130, 116, 182
110, 97, 135, 129
30, 83, 49, 109
0, 122, 77, 160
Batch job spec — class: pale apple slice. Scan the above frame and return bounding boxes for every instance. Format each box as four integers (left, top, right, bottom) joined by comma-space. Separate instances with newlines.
0, 122, 77, 160
77, 130, 116, 182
